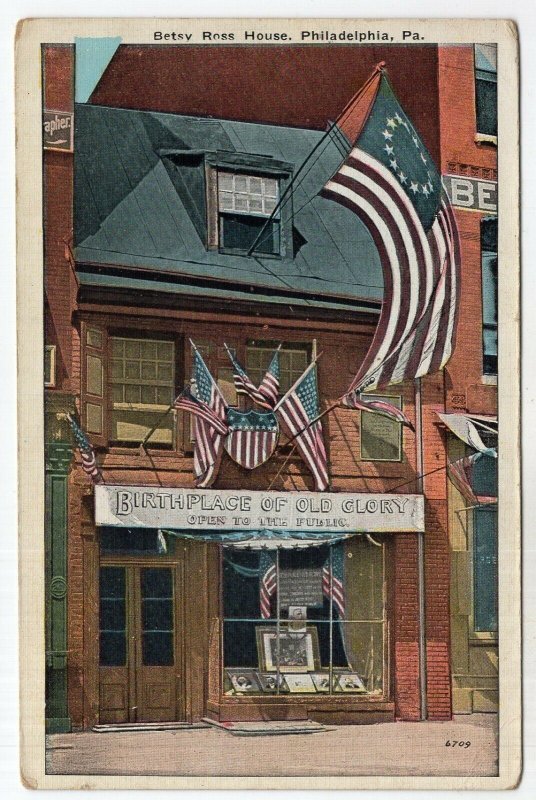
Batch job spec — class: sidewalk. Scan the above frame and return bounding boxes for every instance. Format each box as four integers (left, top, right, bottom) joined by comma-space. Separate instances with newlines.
46, 714, 498, 777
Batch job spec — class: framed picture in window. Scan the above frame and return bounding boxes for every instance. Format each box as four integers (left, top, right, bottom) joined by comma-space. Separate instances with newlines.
225, 668, 261, 694
256, 626, 320, 673
333, 672, 367, 693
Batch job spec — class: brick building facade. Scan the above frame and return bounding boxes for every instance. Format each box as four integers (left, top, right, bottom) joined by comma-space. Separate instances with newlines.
43, 42, 496, 731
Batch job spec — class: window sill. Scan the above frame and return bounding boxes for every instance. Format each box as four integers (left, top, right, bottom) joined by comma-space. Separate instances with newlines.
475, 133, 497, 147
218, 247, 282, 260
482, 374, 498, 386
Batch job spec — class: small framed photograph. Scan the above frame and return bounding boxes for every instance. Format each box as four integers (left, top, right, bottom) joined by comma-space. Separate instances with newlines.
225, 668, 261, 693
311, 672, 331, 692
256, 626, 320, 672
334, 672, 367, 693
283, 673, 316, 693
257, 672, 289, 693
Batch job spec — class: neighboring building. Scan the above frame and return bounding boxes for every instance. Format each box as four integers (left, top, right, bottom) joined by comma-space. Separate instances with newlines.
43, 42, 494, 730
438, 44, 498, 714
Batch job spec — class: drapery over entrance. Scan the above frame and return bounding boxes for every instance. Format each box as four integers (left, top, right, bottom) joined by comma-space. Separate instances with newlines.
159, 527, 354, 549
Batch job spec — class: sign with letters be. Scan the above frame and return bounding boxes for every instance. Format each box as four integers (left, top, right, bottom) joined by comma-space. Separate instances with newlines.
443, 173, 497, 213
43, 110, 74, 152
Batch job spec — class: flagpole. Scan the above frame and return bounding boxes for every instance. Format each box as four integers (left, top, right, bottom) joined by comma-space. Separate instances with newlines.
139, 402, 175, 450
415, 376, 428, 721
246, 62, 385, 256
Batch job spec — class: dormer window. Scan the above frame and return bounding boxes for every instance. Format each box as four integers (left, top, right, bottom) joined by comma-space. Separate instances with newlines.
217, 170, 281, 255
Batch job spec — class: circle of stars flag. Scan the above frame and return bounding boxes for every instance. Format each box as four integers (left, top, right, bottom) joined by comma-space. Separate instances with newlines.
322, 70, 461, 394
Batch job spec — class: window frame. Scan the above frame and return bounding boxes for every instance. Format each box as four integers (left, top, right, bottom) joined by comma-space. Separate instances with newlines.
245, 340, 312, 398
474, 44, 497, 139
44, 344, 56, 388
481, 216, 498, 378
359, 394, 404, 463
220, 538, 389, 699
205, 154, 293, 259
469, 505, 498, 642
108, 332, 179, 449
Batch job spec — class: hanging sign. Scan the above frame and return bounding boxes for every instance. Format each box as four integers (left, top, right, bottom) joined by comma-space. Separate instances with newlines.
95, 485, 425, 533
43, 110, 74, 152
443, 174, 497, 213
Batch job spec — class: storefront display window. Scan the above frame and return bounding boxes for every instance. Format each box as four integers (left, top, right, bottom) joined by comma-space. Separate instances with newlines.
222, 536, 386, 696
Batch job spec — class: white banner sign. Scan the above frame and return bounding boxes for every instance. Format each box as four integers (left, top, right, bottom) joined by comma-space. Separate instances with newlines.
95, 485, 425, 533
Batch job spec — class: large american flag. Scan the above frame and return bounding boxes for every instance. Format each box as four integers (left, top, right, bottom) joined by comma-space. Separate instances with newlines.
259, 551, 277, 619
226, 344, 280, 410
66, 413, 102, 483
276, 361, 329, 491
322, 544, 345, 618
322, 71, 461, 394
190, 345, 228, 488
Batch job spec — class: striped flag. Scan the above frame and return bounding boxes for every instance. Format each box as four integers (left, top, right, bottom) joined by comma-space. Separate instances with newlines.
342, 391, 414, 430
322, 544, 345, 617
447, 452, 497, 506
190, 344, 228, 488
276, 360, 329, 491
66, 413, 102, 482
225, 344, 280, 409
322, 71, 461, 392
259, 551, 277, 619
224, 408, 279, 470
173, 386, 229, 435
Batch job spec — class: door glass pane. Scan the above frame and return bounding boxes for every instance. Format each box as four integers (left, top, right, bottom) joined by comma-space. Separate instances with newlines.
99, 566, 126, 667
141, 568, 174, 666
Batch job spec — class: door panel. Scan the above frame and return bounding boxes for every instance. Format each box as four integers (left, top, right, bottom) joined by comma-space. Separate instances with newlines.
99, 567, 129, 723
136, 567, 178, 721
98, 562, 183, 724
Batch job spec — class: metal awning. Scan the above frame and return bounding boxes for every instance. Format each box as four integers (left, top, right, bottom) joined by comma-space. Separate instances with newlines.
436, 412, 497, 455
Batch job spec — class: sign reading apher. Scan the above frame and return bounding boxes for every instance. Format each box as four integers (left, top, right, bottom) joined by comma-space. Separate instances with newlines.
95, 485, 425, 533
443, 174, 497, 213
43, 110, 74, 152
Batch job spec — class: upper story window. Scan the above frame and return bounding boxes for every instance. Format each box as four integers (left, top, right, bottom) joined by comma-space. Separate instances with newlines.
475, 44, 497, 137
481, 217, 498, 376
217, 171, 280, 255
110, 336, 175, 445
246, 341, 310, 395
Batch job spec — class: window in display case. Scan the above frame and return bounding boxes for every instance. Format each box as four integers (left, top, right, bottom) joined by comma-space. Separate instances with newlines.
222, 536, 387, 697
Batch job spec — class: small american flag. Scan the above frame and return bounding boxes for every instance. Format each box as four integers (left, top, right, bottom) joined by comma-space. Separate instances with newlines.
259, 551, 277, 619
225, 344, 280, 410
322, 544, 345, 617
276, 361, 329, 491
190, 344, 228, 488
448, 453, 497, 506
342, 391, 414, 430
174, 386, 229, 435
66, 413, 102, 482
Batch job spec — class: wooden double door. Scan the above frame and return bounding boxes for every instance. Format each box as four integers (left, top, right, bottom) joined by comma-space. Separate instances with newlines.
98, 561, 184, 724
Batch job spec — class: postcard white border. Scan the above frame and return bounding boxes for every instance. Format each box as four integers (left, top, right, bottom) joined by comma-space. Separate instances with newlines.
15, 16, 520, 790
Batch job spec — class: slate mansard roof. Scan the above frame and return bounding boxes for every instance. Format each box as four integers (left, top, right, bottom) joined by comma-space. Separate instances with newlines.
74, 103, 383, 312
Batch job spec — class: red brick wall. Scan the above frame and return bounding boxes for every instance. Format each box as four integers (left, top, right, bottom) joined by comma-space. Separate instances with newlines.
43, 45, 76, 394
439, 46, 497, 416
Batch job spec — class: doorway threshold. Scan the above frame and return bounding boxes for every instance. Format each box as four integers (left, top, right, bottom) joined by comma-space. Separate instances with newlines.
202, 718, 333, 736
92, 721, 209, 733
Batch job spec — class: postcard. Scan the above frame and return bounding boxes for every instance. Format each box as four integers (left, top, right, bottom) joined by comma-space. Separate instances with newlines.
16, 17, 520, 790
